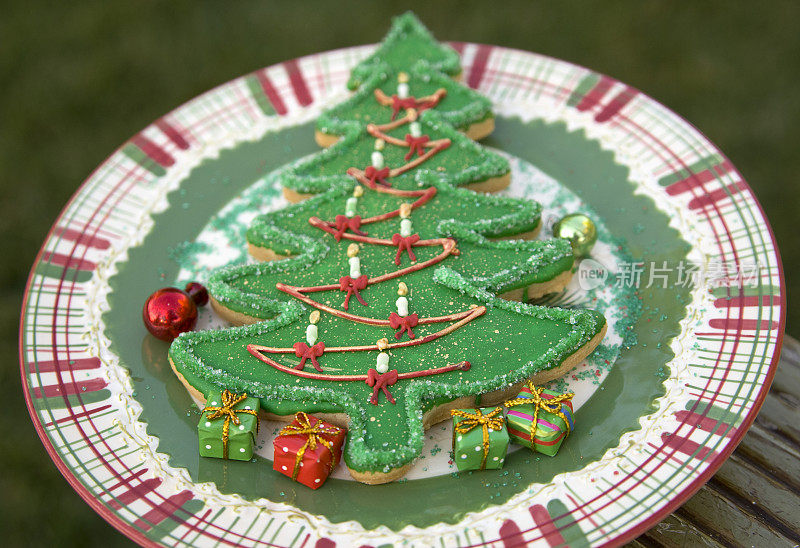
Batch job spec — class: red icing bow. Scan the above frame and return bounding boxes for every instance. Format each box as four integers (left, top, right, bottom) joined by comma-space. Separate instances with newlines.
364, 166, 391, 188
333, 214, 364, 241
392, 233, 420, 265
390, 95, 418, 120
389, 312, 419, 340
292, 341, 325, 372
339, 274, 369, 310
404, 134, 430, 161
366, 368, 399, 405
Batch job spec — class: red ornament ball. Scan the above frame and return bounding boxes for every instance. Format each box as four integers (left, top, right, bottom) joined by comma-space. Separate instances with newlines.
184, 281, 209, 306
143, 283, 207, 341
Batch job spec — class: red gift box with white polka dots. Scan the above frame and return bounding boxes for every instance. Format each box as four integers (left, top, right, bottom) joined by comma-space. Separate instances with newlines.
272, 414, 346, 489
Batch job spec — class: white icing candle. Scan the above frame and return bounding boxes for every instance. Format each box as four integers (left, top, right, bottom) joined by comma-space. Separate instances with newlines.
371, 151, 384, 169
306, 324, 318, 345
400, 218, 413, 237
409, 121, 422, 138
349, 256, 361, 278
376, 352, 390, 373
345, 197, 357, 217
397, 82, 410, 99
396, 296, 409, 316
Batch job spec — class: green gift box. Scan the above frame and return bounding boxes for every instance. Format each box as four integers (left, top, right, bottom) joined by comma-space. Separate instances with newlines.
198, 389, 259, 461
505, 383, 574, 457
451, 407, 509, 471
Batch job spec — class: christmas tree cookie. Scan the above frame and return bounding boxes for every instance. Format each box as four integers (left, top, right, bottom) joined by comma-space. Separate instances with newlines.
347, 12, 462, 90
315, 60, 495, 147
284, 108, 508, 203
168, 12, 607, 485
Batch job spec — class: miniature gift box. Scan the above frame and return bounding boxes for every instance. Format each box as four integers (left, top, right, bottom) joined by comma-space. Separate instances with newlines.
451, 407, 509, 471
273, 412, 346, 489
198, 389, 259, 461
505, 382, 574, 456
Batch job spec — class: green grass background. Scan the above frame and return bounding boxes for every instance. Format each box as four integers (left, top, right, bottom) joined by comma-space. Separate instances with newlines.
1, 2, 797, 545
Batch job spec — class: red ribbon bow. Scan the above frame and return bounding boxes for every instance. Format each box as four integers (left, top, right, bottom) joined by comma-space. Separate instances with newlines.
390, 95, 419, 120
292, 341, 325, 372
404, 134, 430, 161
366, 368, 399, 405
339, 274, 369, 310
391, 233, 420, 265
364, 166, 391, 188
333, 214, 364, 241
389, 312, 419, 340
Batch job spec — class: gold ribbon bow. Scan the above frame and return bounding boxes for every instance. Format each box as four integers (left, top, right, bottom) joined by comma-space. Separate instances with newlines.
278, 412, 341, 480
451, 407, 505, 469
203, 390, 259, 459
504, 381, 574, 450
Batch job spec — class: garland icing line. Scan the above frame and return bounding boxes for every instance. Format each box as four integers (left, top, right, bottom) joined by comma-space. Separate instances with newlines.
366, 124, 450, 174
247, 343, 472, 382
370, 112, 418, 132
245, 350, 471, 406
343, 113, 451, 188
345, 117, 450, 190
346, 150, 448, 189
247, 304, 485, 364
373, 88, 447, 120
308, 216, 449, 250
276, 235, 457, 295
276, 234, 456, 311
275, 281, 479, 327
317, 186, 437, 233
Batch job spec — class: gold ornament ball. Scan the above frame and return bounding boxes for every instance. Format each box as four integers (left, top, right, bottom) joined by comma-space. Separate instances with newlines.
553, 213, 597, 257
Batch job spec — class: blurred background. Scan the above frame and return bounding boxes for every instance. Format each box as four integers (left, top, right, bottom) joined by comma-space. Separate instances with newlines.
1, 1, 797, 545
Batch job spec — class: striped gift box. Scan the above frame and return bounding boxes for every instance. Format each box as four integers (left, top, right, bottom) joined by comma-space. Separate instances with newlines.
506, 386, 574, 456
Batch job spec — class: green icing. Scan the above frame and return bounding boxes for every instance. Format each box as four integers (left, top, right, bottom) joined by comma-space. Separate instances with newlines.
168, 13, 607, 476
213, 177, 566, 320
348, 12, 462, 90
171, 269, 604, 472
319, 60, 492, 138
285, 109, 509, 195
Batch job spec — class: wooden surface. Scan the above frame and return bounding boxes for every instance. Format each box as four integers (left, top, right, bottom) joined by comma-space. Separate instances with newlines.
629, 335, 800, 547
